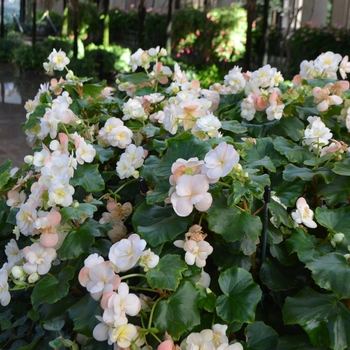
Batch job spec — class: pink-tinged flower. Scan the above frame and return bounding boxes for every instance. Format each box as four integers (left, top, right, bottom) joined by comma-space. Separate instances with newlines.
50, 133, 69, 156
202, 142, 240, 181
339, 55, 350, 79
170, 174, 212, 217
108, 234, 147, 272
6, 189, 26, 208
78, 254, 120, 301
102, 282, 141, 317
291, 197, 317, 229
170, 157, 204, 184
22, 242, 57, 275
0, 268, 11, 306
312, 86, 342, 112
74, 136, 96, 164
33, 209, 62, 248
16, 202, 38, 236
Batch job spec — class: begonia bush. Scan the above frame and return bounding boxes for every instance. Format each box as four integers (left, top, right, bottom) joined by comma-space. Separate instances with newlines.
1, 47, 350, 350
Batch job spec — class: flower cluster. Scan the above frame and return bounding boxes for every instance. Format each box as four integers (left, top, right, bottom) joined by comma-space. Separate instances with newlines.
2, 46, 350, 350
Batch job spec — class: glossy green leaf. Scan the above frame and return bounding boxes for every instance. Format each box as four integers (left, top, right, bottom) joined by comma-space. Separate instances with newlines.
332, 158, 350, 176
59, 224, 101, 260
283, 287, 350, 350
283, 164, 335, 184
277, 334, 328, 350
245, 321, 279, 350
317, 176, 350, 206
140, 155, 161, 184
0, 159, 11, 190
315, 207, 350, 235
118, 72, 150, 84
270, 116, 305, 141
273, 136, 312, 163
68, 294, 102, 338
216, 267, 262, 323
306, 253, 350, 299
154, 281, 200, 340
208, 193, 262, 249
93, 144, 115, 163
260, 257, 297, 291
59, 203, 97, 222
132, 202, 193, 247
31, 266, 75, 310
146, 179, 170, 205
146, 255, 187, 291
83, 81, 107, 99
71, 163, 105, 192
286, 228, 333, 264
268, 200, 294, 228
273, 177, 304, 207
221, 120, 247, 133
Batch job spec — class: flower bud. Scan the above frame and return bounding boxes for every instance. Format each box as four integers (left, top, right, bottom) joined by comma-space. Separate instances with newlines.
11, 266, 26, 281
28, 273, 40, 284
159, 48, 167, 57
24, 155, 34, 164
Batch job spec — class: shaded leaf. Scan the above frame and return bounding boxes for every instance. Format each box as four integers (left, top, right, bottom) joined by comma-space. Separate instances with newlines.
245, 321, 279, 350
283, 287, 350, 350
60, 203, 97, 222
283, 164, 335, 184
154, 281, 200, 340
273, 136, 312, 163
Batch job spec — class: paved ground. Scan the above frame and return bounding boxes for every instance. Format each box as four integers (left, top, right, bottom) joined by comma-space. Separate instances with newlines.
0, 64, 48, 168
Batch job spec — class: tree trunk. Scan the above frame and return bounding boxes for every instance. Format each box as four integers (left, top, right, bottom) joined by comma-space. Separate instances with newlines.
261, 0, 270, 66
138, 0, 146, 49
32, 0, 37, 46
166, 0, 173, 54
61, 0, 68, 37
0, 0, 4, 38
20, 0, 26, 24
102, 0, 110, 47
71, 0, 79, 58
244, 0, 257, 71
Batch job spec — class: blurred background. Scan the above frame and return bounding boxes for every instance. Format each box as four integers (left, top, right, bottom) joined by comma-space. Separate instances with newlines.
0, 0, 348, 166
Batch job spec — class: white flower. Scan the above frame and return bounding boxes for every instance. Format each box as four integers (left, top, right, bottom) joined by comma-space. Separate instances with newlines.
109, 316, 138, 348
122, 98, 147, 121
75, 137, 96, 164
303, 116, 333, 150
139, 249, 159, 271
129, 48, 145, 72
46, 49, 70, 71
109, 234, 146, 272
331, 233, 345, 247
241, 95, 256, 121
0, 268, 11, 306
196, 269, 211, 288
16, 202, 37, 236
291, 197, 317, 229
314, 51, 342, 73
224, 66, 246, 93
22, 242, 57, 275
202, 142, 240, 181
48, 182, 75, 207
5, 239, 23, 265
182, 240, 213, 268
217, 343, 244, 350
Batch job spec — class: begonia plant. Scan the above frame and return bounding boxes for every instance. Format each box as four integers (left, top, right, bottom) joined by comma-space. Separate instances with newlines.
1, 46, 350, 350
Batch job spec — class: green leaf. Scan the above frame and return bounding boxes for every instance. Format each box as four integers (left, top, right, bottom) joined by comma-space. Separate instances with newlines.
260, 257, 297, 291
59, 223, 101, 260
332, 158, 350, 176
146, 255, 187, 291
268, 200, 294, 228
154, 281, 200, 340
68, 294, 102, 338
140, 155, 161, 184
93, 144, 115, 163
135, 86, 155, 96
60, 203, 97, 222
273, 137, 312, 163
43, 318, 65, 331
83, 81, 107, 99
317, 175, 350, 206
277, 334, 328, 350
119, 72, 150, 84
286, 227, 333, 264
71, 163, 105, 192
270, 116, 305, 141
207, 193, 262, 252
306, 253, 350, 299
146, 179, 170, 205
283, 287, 350, 350
132, 202, 193, 247
221, 120, 247, 133
283, 164, 336, 184
0, 159, 12, 189
216, 267, 262, 323
316, 207, 350, 236
31, 266, 75, 310
154, 133, 215, 177
245, 321, 279, 350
